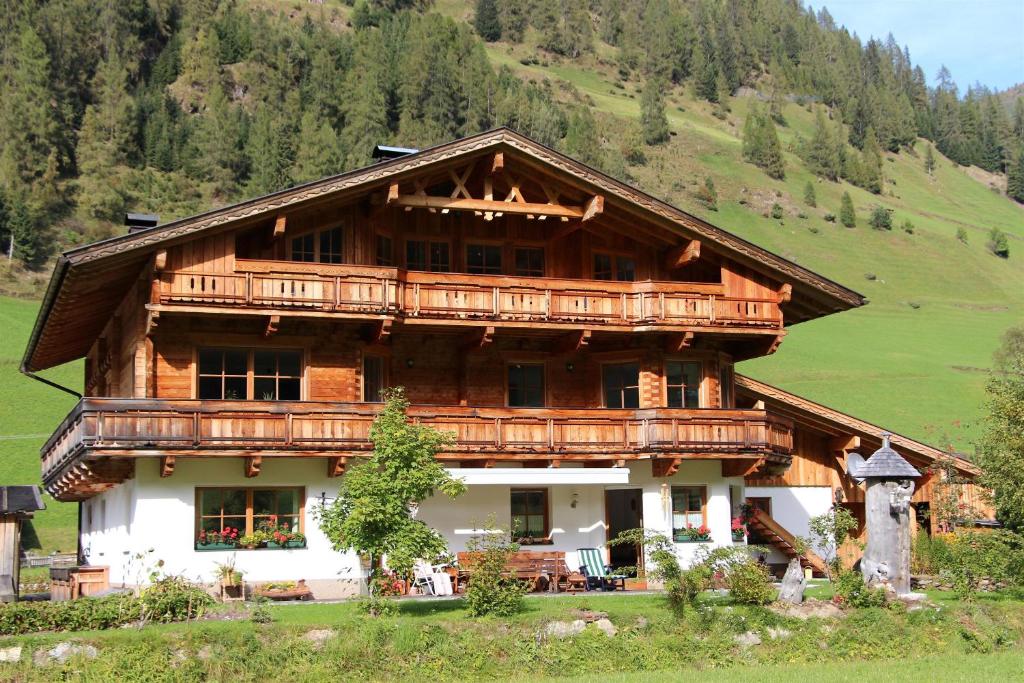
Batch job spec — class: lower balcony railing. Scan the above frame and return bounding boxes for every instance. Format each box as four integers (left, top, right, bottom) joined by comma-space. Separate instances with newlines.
42, 399, 794, 484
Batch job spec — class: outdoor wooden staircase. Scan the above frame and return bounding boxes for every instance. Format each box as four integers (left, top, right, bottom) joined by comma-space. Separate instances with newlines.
748, 508, 829, 577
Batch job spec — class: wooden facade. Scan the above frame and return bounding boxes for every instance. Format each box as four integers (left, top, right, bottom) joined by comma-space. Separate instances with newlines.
26, 130, 891, 503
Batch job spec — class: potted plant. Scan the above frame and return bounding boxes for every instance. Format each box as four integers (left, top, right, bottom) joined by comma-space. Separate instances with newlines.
197, 526, 240, 550
267, 528, 307, 549
239, 531, 268, 549
731, 516, 747, 542
214, 557, 244, 601
674, 524, 712, 542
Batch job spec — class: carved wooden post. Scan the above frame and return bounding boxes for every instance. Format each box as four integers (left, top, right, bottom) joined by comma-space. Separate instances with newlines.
848, 433, 920, 596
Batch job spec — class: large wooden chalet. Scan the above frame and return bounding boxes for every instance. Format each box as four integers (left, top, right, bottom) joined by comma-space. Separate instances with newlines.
23, 129, 987, 592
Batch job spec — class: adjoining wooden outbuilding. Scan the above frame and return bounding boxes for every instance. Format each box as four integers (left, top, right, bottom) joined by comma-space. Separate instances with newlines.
0, 486, 45, 602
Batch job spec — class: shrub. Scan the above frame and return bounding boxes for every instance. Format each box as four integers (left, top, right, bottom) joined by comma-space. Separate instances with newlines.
840, 192, 856, 227
987, 227, 1009, 258
726, 558, 776, 605
463, 521, 527, 617
868, 206, 893, 230
610, 529, 699, 612
359, 594, 399, 617
901, 219, 915, 234
770, 203, 784, 219
912, 532, 953, 574
694, 177, 718, 211
833, 569, 887, 608
250, 597, 273, 624
140, 576, 213, 623
956, 227, 969, 243
803, 180, 817, 207
945, 530, 1024, 598
0, 594, 142, 635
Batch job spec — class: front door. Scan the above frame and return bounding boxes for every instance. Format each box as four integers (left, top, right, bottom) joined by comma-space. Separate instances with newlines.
605, 488, 643, 571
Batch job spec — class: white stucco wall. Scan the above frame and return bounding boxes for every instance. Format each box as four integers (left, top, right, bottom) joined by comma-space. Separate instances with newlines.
80, 458, 749, 594
744, 485, 834, 564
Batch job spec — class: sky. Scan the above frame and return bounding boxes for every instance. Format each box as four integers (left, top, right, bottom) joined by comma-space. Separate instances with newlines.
814, 0, 1024, 92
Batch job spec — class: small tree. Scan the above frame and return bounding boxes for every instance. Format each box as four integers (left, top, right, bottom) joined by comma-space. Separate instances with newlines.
695, 176, 718, 211
316, 388, 466, 599
956, 227, 969, 244
978, 325, 1024, 529
803, 181, 817, 207
987, 227, 1010, 258
924, 143, 936, 175
839, 192, 856, 228
640, 77, 670, 145
808, 506, 858, 580
462, 518, 527, 617
868, 206, 892, 230
474, 0, 502, 42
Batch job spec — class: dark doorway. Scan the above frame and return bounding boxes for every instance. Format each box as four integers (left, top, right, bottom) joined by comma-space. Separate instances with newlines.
605, 489, 643, 570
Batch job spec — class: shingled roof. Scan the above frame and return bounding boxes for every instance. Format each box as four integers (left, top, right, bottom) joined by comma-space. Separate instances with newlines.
856, 434, 922, 479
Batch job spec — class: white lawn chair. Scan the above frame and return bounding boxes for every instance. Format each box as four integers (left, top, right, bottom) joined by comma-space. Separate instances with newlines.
413, 561, 453, 596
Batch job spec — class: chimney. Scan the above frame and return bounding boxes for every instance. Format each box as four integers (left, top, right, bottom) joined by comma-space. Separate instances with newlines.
125, 213, 159, 234
371, 145, 419, 162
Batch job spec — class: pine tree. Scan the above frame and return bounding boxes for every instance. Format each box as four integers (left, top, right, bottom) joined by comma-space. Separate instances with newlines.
741, 106, 784, 180
189, 83, 246, 196
7, 197, 46, 268
988, 227, 1010, 258
474, 0, 502, 42
924, 143, 936, 175
247, 107, 294, 196
599, 0, 623, 46
861, 126, 884, 194
840, 191, 856, 228
640, 78, 669, 145
1007, 145, 1024, 204
692, 37, 718, 103
804, 181, 817, 207
293, 111, 342, 183
803, 108, 841, 181
564, 106, 601, 167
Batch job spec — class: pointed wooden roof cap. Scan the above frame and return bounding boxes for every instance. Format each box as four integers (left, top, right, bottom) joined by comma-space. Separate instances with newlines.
857, 433, 921, 480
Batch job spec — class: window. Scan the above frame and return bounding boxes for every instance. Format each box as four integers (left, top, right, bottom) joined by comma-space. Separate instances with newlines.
666, 361, 702, 408
363, 354, 385, 402
406, 240, 450, 272
290, 233, 315, 262
671, 486, 706, 540
507, 363, 544, 407
593, 253, 636, 281
467, 244, 503, 274
289, 227, 342, 264
510, 489, 548, 541
198, 349, 248, 400
196, 487, 304, 549
375, 235, 393, 266
197, 348, 302, 400
253, 350, 302, 401
514, 247, 545, 277
719, 363, 735, 408
602, 362, 640, 408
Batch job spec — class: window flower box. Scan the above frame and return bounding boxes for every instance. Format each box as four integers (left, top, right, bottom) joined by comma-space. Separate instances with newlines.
266, 539, 307, 550
731, 530, 746, 542
515, 537, 553, 546
674, 526, 712, 543
196, 542, 239, 551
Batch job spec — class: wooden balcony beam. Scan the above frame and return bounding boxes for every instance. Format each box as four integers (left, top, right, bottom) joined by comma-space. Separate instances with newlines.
264, 314, 280, 337
665, 240, 701, 270
160, 455, 175, 478
666, 331, 694, 353
390, 194, 586, 219
245, 455, 262, 478
552, 329, 590, 354
652, 457, 683, 478
328, 456, 347, 478
462, 325, 495, 351
273, 215, 287, 238
581, 194, 604, 222
721, 457, 765, 478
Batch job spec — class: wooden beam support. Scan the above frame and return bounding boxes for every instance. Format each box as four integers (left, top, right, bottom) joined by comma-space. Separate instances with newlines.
462, 325, 495, 351
245, 456, 262, 478
490, 152, 504, 175
765, 334, 784, 356
652, 457, 682, 478
159, 455, 175, 478
777, 283, 793, 304
273, 215, 287, 238
327, 456, 347, 478
386, 182, 399, 205
581, 194, 604, 222
363, 319, 392, 345
391, 194, 584, 219
829, 435, 861, 469
666, 331, 694, 353
264, 314, 280, 337
153, 250, 167, 273
664, 240, 702, 270
552, 329, 590, 354
721, 457, 765, 478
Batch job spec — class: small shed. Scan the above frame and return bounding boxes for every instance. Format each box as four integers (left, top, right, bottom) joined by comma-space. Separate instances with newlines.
0, 486, 45, 602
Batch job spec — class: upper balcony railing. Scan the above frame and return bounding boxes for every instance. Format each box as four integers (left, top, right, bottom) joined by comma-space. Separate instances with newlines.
154, 260, 783, 331
42, 398, 794, 485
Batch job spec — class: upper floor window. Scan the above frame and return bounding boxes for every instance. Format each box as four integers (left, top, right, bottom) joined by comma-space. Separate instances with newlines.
467, 244, 502, 274
363, 354, 386, 402
593, 253, 636, 281
666, 361, 702, 408
289, 227, 342, 264
602, 362, 640, 409
198, 348, 302, 401
375, 235, 393, 266
407, 240, 450, 272
719, 363, 735, 408
514, 247, 545, 277
507, 363, 545, 407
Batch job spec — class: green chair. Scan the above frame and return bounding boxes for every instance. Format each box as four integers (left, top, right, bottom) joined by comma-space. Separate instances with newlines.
577, 548, 627, 591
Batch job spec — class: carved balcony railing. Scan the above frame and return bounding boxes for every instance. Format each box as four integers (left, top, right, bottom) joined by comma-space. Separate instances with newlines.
42, 399, 794, 490
154, 260, 783, 331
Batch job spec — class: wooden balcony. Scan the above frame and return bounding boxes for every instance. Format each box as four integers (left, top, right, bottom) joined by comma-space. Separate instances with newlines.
42, 398, 794, 500
153, 260, 783, 333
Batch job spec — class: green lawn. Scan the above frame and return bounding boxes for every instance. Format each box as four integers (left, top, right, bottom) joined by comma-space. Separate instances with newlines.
1, 591, 1022, 680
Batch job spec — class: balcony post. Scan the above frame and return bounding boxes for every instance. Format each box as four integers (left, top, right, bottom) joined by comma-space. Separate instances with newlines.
245, 273, 253, 305
547, 419, 554, 448
334, 276, 341, 309
709, 294, 716, 323
193, 412, 200, 446
492, 286, 500, 316
495, 417, 502, 447
286, 413, 293, 446
96, 411, 104, 445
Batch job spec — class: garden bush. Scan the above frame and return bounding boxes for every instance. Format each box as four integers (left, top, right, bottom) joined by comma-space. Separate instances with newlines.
463, 522, 527, 617
912, 532, 954, 574
725, 558, 776, 605
140, 576, 213, 623
833, 570, 887, 608
946, 530, 1024, 597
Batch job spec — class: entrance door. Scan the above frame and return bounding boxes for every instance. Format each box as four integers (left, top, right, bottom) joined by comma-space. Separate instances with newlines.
605, 488, 643, 570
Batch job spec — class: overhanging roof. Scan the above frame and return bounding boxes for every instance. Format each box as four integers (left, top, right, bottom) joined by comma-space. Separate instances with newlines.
735, 374, 978, 477
23, 128, 865, 372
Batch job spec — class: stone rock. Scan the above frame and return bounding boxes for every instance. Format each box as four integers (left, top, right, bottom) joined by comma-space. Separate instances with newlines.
778, 558, 807, 604
569, 609, 608, 623
593, 618, 617, 637
33, 642, 98, 666
303, 629, 336, 650
0, 646, 21, 663
734, 631, 761, 648
196, 645, 214, 661
545, 620, 586, 639
635, 616, 649, 629
770, 599, 845, 621
767, 627, 791, 640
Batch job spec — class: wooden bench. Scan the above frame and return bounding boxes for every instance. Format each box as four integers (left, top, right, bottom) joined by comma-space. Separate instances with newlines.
455, 551, 585, 593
